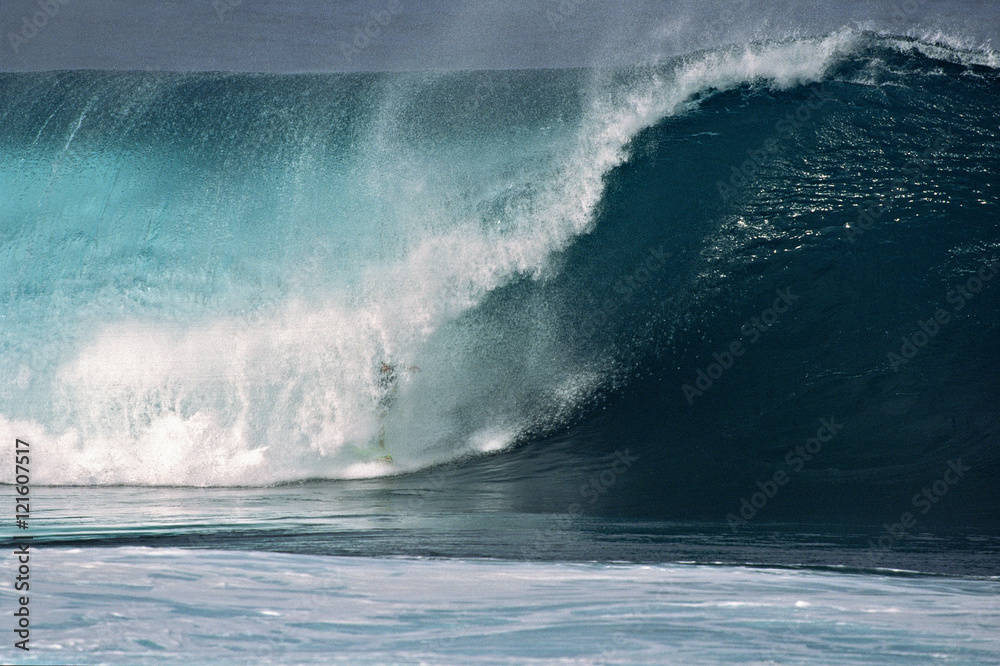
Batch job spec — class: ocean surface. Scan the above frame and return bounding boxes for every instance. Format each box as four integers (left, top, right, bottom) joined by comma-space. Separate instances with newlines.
1, 4, 999, 662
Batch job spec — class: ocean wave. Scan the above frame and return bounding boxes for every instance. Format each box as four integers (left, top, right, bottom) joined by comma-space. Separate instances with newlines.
1, 31, 997, 493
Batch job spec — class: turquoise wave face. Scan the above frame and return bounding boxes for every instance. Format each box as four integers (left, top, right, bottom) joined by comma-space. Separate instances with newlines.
0, 68, 599, 483
0, 33, 998, 509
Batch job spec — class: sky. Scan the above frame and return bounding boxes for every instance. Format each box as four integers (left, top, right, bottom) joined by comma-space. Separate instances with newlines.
0, 0, 998, 72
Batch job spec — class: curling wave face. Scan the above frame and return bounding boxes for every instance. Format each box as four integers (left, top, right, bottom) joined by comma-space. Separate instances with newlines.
0, 31, 997, 492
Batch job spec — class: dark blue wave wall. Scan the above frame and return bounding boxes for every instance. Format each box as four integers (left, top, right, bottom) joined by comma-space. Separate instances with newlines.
470, 42, 1000, 529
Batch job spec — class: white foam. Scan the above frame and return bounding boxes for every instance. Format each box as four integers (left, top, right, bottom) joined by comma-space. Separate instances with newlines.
873, 27, 1000, 69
